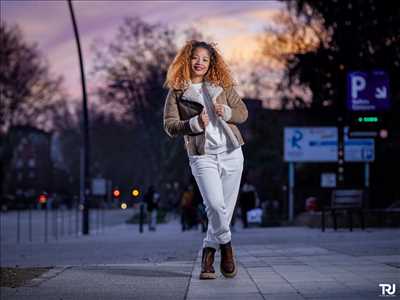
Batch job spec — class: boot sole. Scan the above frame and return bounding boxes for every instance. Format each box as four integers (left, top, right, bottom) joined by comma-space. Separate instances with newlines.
220, 247, 237, 278
199, 272, 217, 279
220, 265, 237, 278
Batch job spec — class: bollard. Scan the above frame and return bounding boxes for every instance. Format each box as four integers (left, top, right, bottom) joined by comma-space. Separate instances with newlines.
17, 206, 21, 243
68, 206, 72, 235
96, 207, 100, 234
139, 202, 144, 233
61, 206, 65, 237
101, 203, 105, 233
54, 207, 58, 240
44, 203, 48, 243
75, 204, 79, 237
29, 204, 32, 242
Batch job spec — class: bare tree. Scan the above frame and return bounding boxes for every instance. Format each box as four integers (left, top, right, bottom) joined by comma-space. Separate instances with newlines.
91, 17, 206, 189
258, 8, 328, 109
0, 22, 69, 200
0, 22, 66, 133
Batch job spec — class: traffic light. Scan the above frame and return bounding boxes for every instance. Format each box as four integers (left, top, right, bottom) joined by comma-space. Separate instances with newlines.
38, 192, 48, 209
38, 192, 48, 204
112, 188, 121, 199
130, 187, 141, 208
131, 188, 140, 198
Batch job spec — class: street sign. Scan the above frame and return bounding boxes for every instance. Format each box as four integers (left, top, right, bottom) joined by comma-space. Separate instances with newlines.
344, 127, 375, 162
92, 178, 107, 196
321, 173, 336, 188
284, 127, 338, 162
347, 70, 390, 111
284, 127, 374, 162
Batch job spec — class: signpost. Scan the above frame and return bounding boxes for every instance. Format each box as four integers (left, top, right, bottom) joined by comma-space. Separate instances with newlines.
284, 127, 338, 222
321, 173, 336, 188
346, 70, 390, 137
344, 127, 375, 162
92, 178, 107, 196
284, 127, 375, 222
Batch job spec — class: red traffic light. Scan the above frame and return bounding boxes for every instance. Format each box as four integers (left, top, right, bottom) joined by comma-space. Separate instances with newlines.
113, 189, 121, 198
38, 193, 48, 204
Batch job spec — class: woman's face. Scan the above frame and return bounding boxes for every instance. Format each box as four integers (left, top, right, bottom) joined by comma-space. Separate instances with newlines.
190, 47, 211, 80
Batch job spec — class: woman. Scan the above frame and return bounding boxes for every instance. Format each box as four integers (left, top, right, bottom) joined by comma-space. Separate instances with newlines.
163, 40, 248, 279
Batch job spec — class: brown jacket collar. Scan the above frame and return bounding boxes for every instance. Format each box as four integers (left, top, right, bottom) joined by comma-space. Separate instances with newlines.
181, 81, 224, 105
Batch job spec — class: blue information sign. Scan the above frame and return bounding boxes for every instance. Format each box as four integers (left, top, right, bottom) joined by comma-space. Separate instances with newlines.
347, 70, 390, 111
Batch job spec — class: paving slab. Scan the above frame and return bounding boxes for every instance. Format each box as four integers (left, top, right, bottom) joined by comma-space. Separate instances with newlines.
1, 216, 399, 299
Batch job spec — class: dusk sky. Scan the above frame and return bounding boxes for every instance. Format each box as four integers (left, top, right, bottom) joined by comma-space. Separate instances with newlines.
2, 0, 285, 101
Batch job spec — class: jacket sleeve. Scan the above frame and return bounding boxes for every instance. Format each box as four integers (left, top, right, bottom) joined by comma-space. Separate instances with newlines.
163, 89, 198, 137
225, 86, 248, 124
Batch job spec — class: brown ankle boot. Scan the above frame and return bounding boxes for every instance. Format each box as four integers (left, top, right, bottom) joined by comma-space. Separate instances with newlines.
220, 241, 237, 278
199, 247, 217, 279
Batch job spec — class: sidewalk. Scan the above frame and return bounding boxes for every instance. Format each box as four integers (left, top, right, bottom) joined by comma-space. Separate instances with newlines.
1, 217, 399, 299
188, 244, 399, 299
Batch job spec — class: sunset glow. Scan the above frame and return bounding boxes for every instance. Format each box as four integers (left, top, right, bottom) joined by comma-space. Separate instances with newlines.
3, 1, 285, 101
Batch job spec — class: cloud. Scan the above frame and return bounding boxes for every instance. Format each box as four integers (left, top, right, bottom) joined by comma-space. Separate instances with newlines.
3, 0, 285, 100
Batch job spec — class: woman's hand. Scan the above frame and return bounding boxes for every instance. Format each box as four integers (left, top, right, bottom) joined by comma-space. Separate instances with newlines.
214, 103, 224, 118
198, 109, 209, 129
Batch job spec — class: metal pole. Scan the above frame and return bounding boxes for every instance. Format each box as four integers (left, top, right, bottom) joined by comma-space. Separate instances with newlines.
288, 162, 294, 222
44, 204, 48, 243
139, 202, 144, 233
17, 207, 20, 243
54, 207, 58, 240
364, 162, 370, 209
29, 205, 32, 242
68, 0, 90, 235
364, 162, 369, 188
68, 206, 72, 235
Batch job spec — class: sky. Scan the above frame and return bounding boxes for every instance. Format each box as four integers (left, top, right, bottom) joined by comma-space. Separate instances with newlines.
2, 0, 285, 102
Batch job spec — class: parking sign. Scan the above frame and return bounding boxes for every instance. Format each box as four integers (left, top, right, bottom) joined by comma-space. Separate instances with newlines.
347, 70, 390, 111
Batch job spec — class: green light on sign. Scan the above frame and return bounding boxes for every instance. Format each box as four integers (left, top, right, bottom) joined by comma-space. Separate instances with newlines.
357, 116, 379, 123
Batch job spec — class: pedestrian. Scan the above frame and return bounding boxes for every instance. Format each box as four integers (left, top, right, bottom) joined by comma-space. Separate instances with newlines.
230, 202, 238, 232
144, 185, 159, 231
180, 184, 196, 231
238, 174, 260, 228
163, 40, 248, 279
192, 179, 207, 233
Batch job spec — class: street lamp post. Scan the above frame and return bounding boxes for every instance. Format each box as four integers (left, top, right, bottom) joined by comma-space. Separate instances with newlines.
67, 0, 90, 235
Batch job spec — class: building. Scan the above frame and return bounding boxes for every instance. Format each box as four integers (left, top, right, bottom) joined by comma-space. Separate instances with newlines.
2, 126, 52, 209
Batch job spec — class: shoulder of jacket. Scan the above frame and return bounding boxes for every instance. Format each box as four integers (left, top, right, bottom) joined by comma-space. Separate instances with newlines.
223, 84, 236, 92
223, 85, 240, 97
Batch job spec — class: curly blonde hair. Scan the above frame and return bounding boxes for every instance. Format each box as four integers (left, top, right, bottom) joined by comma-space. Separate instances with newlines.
164, 40, 236, 90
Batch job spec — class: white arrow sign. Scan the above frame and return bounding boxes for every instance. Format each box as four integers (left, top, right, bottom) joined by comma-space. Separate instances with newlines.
375, 86, 387, 99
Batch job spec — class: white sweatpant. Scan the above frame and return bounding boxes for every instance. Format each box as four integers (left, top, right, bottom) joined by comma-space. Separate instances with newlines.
189, 146, 244, 250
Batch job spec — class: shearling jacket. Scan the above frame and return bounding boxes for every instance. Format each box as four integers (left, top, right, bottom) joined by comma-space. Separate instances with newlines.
163, 81, 248, 156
